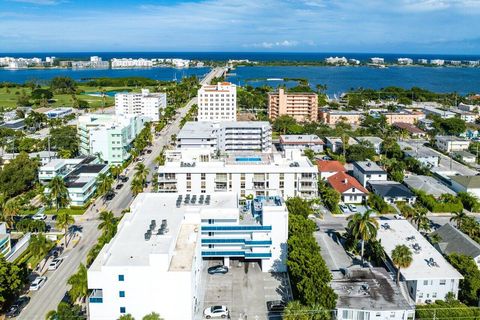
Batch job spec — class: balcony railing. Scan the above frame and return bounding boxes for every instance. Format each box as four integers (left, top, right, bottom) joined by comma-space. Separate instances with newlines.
202, 225, 272, 231
89, 290, 103, 304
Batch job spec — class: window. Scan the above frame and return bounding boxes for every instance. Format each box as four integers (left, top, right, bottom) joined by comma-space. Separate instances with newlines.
120, 307, 126, 314
423, 280, 428, 285
440, 280, 446, 285
390, 312, 395, 318
119, 291, 125, 298
433, 292, 437, 298
118, 275, 124, 281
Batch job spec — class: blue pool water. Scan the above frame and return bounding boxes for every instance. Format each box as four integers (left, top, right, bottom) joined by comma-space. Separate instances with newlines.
82, 90, 128, 97
235, 157, 262, 162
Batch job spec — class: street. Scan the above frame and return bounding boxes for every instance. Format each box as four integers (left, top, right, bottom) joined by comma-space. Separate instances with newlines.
18, 67, 225, 320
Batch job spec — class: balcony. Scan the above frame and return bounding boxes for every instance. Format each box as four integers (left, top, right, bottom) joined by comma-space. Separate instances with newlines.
89, 289, 103, 303
158, 175, 177, 182
201, 250, 272, 259
202, 225, 272, 231
201, 238, 272, 246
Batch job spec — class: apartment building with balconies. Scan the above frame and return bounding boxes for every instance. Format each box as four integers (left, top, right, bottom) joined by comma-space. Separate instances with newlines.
115, 89, 166, 122
268, 88, 318, 122
197, 82, 237, 122
157, 149, 318, 199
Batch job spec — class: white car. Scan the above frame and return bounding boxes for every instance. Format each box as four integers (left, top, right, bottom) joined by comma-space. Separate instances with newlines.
48, 258, 63, 271
29, 277, 47, 291
203, 305, 229, 319
32, 213, 47, 220
339, 204, 349, 213
348, 204, 357, 212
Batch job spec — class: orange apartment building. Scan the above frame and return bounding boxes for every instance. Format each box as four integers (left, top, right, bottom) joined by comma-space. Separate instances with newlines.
268, 88, 318, 122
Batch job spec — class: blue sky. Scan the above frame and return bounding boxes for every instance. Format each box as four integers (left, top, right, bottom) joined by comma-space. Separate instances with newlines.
1, 0, 480, 53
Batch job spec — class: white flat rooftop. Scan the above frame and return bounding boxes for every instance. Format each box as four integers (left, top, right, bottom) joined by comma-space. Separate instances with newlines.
377, 220, 463, 281
89, 193, 238, 270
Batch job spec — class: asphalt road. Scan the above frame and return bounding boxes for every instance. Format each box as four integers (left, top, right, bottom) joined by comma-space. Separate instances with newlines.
18, 67, 225, 320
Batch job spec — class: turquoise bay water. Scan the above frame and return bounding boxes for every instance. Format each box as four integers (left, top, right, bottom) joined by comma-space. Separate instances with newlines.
226, 66, 480, 95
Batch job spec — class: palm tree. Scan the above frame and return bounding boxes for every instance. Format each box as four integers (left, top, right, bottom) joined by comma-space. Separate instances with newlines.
56, 211, 74, 248
142, 313, 164, 320
118, 315, 135, 320
48, 176, 70, 212
412, 210, 430, 232
134, 163, 150, 184
68, 264, 88, 304
98, 211, 117, 238
154, 152, 165, 166
391, 244, 413, 284
2, 198, 20, 228
450, 210, 467, 228
96, 173, 114, 202
110, 165, 123, 181
29, 233, 51, 269
130, 177, 144, 196
347, 210, 379, 264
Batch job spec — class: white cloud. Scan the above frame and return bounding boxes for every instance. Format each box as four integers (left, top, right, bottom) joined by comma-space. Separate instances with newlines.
248, 40, 299, 49
399, 0, 480, 11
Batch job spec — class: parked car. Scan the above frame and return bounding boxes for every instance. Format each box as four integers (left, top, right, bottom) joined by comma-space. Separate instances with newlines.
146, 149, 153, 154
203, 305, 229, 319
266, 300, 286, 312
32, 213, 47, 220
115, 183, 124, 190
105, 192, 115, 201
348, 204, 357, 212
394, 214, 405, 220
120, 176, 129, 183
48, 258, 63, 270
5, 296, 30, 318
29, 276, 47, 291
208, 265, 229, 275
339, 204, 349, 213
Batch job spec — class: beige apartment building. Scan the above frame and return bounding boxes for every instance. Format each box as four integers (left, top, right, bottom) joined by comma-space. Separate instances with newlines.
268, 88, 318, 122
318, 109, 363, 125
383, 111, 425, 125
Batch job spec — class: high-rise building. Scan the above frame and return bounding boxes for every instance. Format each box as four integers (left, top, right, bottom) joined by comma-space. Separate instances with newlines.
268, 88, 318, 122
176, 121, 272, 153
115, 89, 167, 121
157, 149, 318, 199
197, 82, 237, 122
77, 114, 147, 165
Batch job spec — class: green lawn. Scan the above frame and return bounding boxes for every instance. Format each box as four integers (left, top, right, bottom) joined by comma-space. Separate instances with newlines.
0, 85, 157, 110
20, 207, 88, 216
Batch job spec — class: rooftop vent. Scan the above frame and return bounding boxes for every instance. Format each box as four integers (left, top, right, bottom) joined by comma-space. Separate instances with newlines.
427, 257, 439, 267
381, 223, 391, 230
366, 162, 371, 167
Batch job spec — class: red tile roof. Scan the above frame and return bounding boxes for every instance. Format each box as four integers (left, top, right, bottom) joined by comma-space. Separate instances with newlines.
316, 160, 346, 173
327, 172, 369, 194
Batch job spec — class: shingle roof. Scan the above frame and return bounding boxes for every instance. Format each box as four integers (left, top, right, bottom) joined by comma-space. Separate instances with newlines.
369, 181, 414, 198
328, 172, 368, 194
317, 160, 346, 173
432, 223, 480, 258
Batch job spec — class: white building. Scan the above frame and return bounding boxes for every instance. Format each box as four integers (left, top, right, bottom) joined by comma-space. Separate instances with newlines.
451, 108, 477, 123
370, 57, 385, 64
0, 223, 11, 257
458, 103, 479, 113
158, 150, 318, 199
422, 106, 455, 118
39, 156, 109, 206
279, 135, 324, 153
177, 121, 272, 153
352, 161, 388, 187
325, 137, 358, 154
111, 58, 153, 68
333, 268, 415, 320
449, 175, 480, 198
355, 136, 383, 154
115, 89, 167, 122
197, 82, 237, 122
44, 107, 73, 119
430, 59, 445, 66
404, 149, 440, 168
325, 56, 348, 64
377, 220, 463, 304
398, 58, 413, 65
418, 59, 428, 64
78, 114, 147, 165
88, 192, 288, 320
435, 136, 470, 153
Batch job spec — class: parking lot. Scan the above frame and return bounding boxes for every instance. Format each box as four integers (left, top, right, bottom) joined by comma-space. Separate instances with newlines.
196, 259, 291, 320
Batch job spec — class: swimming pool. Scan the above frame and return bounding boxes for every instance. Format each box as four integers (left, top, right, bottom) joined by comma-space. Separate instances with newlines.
235, 157, 262, 162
